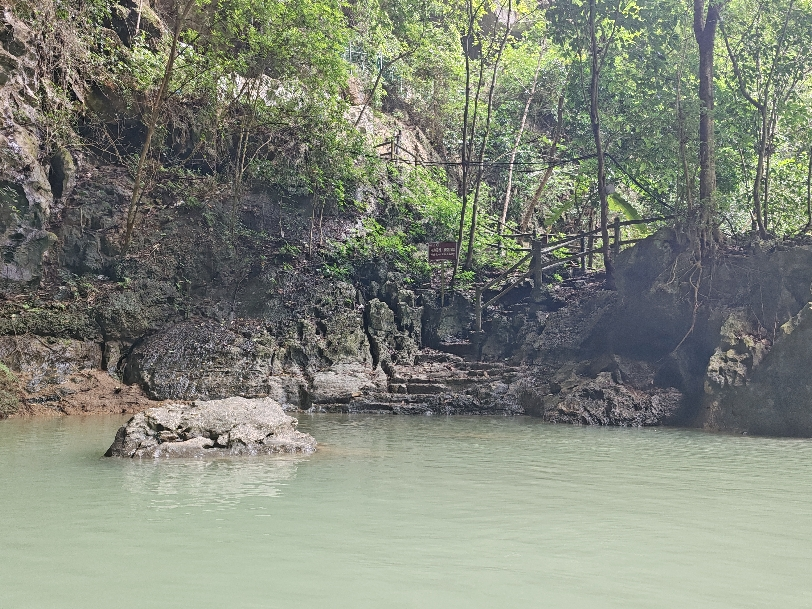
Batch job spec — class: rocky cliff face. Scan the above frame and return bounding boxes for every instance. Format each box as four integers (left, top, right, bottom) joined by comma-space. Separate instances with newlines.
4, 3, 812, 435
1, 8, 60, 293
0, 1, 425, 413
492, 230, 812, 434
703, 291, 812, 436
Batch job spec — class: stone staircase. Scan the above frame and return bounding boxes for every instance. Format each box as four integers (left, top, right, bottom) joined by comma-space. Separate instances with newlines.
315, 348, 527, 415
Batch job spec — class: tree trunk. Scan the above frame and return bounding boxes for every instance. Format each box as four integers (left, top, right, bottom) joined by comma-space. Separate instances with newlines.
693, 0, 720, 237
354, 63, 385, 128
762, 98, 780, 232
589, 0, 613, 287
806, 145, 812, 230
500, 51, 543, 237
465, 0, 512, 270
452, 6, 476, 285
123, 0, 196, 252
676, 37, 693, 213
519, 95, 564, 232
353, 49, 417, 128
753, 104, 770, 234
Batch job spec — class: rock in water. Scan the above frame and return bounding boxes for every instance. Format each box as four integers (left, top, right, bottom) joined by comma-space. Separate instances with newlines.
104, 397, 316, 458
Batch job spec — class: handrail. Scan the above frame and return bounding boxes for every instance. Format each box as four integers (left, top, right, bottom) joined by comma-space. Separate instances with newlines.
484, 242, 531, 252
482, 271, 531, 309
481, 253, 532, 292
472, 214, 675, 331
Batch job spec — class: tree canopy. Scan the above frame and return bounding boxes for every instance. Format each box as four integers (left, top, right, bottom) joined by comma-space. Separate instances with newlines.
18, 0, 812, 277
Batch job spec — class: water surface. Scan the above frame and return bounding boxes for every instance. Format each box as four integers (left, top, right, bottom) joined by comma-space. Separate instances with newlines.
1, 414, 810, 608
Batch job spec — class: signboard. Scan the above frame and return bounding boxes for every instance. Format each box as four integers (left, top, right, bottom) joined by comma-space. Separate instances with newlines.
428, 241, 458, 263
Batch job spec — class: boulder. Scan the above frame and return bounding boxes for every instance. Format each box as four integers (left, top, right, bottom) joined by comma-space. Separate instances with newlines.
308, 362, 387, 404
105, 396, 317, 458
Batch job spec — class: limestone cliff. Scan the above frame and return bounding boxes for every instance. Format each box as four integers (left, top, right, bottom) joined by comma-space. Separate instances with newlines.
3, 1, 812, 436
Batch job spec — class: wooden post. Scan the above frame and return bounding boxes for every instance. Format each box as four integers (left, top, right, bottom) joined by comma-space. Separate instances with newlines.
394, 130, 401, 167
474, 286, 482, 332
390, 136, 396, 164
580, 235, 586, 274
613, 216, 621, 258
440, 261, 446, 307
532, 239, 543, 298
587, 229, 594, 270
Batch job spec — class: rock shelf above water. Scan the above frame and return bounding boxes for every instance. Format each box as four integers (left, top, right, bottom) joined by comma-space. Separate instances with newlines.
104, 397, 317, 458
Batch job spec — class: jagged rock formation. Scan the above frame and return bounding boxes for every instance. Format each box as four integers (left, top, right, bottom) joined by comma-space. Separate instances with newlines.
703, 299, 812, 437
495, 230, 812, 433
1, 8, 59, 292
104, 396, 316, 458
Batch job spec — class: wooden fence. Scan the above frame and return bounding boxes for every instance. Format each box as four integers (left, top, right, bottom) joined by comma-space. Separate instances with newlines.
472, 215, 675, 331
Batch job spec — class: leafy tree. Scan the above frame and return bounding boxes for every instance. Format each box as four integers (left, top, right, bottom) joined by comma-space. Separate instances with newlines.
721, 0, 812, 236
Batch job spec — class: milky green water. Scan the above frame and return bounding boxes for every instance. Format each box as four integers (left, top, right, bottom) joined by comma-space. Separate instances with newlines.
1, 414, 811, 608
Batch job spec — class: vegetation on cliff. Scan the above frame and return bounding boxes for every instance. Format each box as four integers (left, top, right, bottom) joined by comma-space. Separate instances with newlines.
4, 0, 812, 282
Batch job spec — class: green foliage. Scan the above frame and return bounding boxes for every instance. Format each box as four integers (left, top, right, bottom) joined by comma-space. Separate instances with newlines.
330, 216, 430, 279
608, 193, 642, 221
455, 270, 477, 289
15, 0, 812, 251
390, 167, 460, 243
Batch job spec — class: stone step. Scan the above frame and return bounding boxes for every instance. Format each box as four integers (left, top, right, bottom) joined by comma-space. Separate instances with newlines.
413, 351, 465, 365
406, 382, 448, 395
443, 377, 481, 388
436, 341, 477, 360
462, 362, 505, 371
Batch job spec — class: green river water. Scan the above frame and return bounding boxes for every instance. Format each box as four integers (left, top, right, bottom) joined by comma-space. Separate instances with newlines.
1, 414, 811, 608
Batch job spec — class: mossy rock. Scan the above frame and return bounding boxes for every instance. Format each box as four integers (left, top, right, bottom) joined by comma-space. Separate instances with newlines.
0, 363, 20, 418
0, 303, 100, 340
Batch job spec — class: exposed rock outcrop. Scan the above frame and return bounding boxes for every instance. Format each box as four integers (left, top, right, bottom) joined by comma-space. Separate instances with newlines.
701, 297, 812, 436
521, 365, 683, 426
1, 8, 59, 293
105, 396, 316, 458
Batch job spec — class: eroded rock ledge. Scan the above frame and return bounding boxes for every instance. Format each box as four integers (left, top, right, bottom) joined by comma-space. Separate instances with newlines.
104, 396, 316, 458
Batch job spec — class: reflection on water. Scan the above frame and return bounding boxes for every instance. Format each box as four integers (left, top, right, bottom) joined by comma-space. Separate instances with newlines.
122, 456, 303, 510
1, 414, 812, 609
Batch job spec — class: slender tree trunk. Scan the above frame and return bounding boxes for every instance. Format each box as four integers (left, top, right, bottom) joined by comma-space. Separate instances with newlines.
135, 0, 144, 36
676, 36, 693, 213
465, 0, 512, 270
589, 0, 613, 287
123, 0, 195, 252
353, 49, 417, 128
753, 103, 770, 233
763, 141, 772, 230
693, 0, 721, 239
354, 63, 385, 128
806, 145, 812, 230
500, 50, 543, 236
452, 6, 476, 285
762, 98, 780, 232
520, 95, 564, 231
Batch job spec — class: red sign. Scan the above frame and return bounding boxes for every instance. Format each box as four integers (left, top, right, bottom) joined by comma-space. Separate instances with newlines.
428, 241, 458, 263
